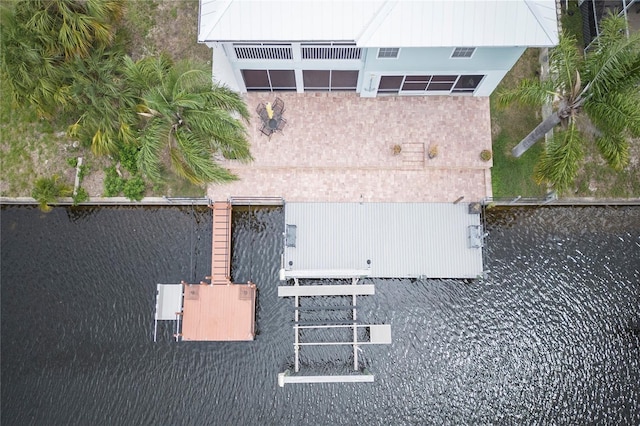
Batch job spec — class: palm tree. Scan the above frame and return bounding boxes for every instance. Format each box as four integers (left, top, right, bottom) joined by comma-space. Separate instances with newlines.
129, 56, 253, 185
32, 175, 72, 212
66, 47, 137, 155
498, 14, 640, 191
0, 0, 124, 116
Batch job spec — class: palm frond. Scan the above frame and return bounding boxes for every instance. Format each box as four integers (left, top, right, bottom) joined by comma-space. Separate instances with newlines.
174, 67, 211, 94
185, 109, 252, 161
91, 126, 119, 155
171, 130, 238, 184
595, 133, 629, 171
549, 32, 583, 98
124, 54, 173, 94
584, 90, 640, 136
496, 78, 554, 108
86, 0, 125, 22
584, 14, 640, 99
172, 92, 206, 110
137, 119, 172, 183
132, 57, 253, 183
534, 123, 585, 192
204, 84, 251, 121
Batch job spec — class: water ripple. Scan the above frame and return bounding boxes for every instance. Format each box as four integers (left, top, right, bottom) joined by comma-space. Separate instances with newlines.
1, 205, 639, 425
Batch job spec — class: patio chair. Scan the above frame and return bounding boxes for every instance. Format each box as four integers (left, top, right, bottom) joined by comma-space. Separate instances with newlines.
256, 103, 269, 122
276, 117, 287, 132
260, 123, 274, 137
272, 97, 285, 117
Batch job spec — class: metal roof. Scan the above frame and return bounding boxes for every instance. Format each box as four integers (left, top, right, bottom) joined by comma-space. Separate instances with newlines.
199, 0, 559, 47
282, 202, 484, 279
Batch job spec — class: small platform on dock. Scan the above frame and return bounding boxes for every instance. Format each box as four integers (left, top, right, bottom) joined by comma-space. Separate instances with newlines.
181, 281, 256, 341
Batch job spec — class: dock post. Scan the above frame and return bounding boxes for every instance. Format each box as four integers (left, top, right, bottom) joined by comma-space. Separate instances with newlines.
294, 325, 300, 373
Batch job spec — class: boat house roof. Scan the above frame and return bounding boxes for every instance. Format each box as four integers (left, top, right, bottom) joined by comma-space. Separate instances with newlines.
282, 202, 484, 279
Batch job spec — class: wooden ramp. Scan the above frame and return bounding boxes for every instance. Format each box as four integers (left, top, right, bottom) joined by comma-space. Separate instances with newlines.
211, 202, 232, 284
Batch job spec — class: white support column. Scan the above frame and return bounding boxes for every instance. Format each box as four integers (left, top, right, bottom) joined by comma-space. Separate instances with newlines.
294, 325, 300, 373
292, 43, 303, 93
353, 293, 358, 371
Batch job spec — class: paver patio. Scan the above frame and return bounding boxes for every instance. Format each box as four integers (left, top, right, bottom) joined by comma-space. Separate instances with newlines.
207, 92, 493, 203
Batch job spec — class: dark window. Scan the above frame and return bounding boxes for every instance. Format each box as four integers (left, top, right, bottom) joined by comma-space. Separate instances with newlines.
303, 70, 358, 91
453, 75, 484, 93
269, 70, 296, 90
242, 70, 270, 90
402, 75, 430, 91
426, 75, 456, 91
242, 69, 296, 91
331, 71, 358, 90
378, 76, 403, 93
303, 70, 330, 90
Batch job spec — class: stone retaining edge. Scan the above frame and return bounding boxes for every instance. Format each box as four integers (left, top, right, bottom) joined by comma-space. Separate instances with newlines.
0, 197, 210, 206
2, 196, 639, 207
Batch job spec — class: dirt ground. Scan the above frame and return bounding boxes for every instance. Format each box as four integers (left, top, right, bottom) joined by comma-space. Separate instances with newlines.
123, 0, 211, 63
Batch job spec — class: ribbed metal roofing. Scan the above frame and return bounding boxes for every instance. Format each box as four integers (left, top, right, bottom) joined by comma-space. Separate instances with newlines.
199, 0, 559, 47
283, 202, 484, 279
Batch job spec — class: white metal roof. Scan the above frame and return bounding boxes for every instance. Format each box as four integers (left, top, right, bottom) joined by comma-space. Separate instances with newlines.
199, 0, 559, 47
282, 202, 484, 279
155, 284, 183, 320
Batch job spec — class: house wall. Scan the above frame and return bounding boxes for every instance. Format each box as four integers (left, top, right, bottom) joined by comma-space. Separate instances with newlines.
210, 43, 241, 92
211, 43, 526, 97
360, 46, 526, 97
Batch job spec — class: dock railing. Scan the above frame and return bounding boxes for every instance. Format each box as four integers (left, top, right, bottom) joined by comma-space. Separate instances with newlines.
482, 195, 640, 206
227, 196, 284, 206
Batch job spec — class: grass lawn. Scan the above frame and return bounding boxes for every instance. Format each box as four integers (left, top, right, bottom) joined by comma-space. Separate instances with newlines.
0, 79, 82, 197
490, 4, 640, 200
490, 48, 548, 198
561, 1, 584, 48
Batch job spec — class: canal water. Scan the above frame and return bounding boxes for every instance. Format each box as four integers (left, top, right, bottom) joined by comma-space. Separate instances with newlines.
1, 205, 639, 425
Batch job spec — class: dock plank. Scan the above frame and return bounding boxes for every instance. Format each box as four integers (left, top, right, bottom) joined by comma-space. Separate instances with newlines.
210, 202, 232, 283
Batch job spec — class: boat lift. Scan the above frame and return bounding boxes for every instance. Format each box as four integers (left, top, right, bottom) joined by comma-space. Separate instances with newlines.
277, 271, 391, 386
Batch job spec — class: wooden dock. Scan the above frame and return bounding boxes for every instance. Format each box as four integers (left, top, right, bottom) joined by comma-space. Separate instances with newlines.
175, 201, 257, 341
181, 281, 256, 341
211, 202, 232, 284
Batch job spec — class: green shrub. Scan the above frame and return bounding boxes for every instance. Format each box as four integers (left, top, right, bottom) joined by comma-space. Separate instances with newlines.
72, 186, 89, 205
103, 166, 125, 197
67, 157, 78, 168
123, 175, 146, 201
118, 142, 139, 174
32, 175, 72, 212
480, 149, 492, 161
78, 164, 90, 182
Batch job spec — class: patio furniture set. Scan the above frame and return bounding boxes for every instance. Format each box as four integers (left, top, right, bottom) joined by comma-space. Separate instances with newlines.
256, 97, 286, 138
